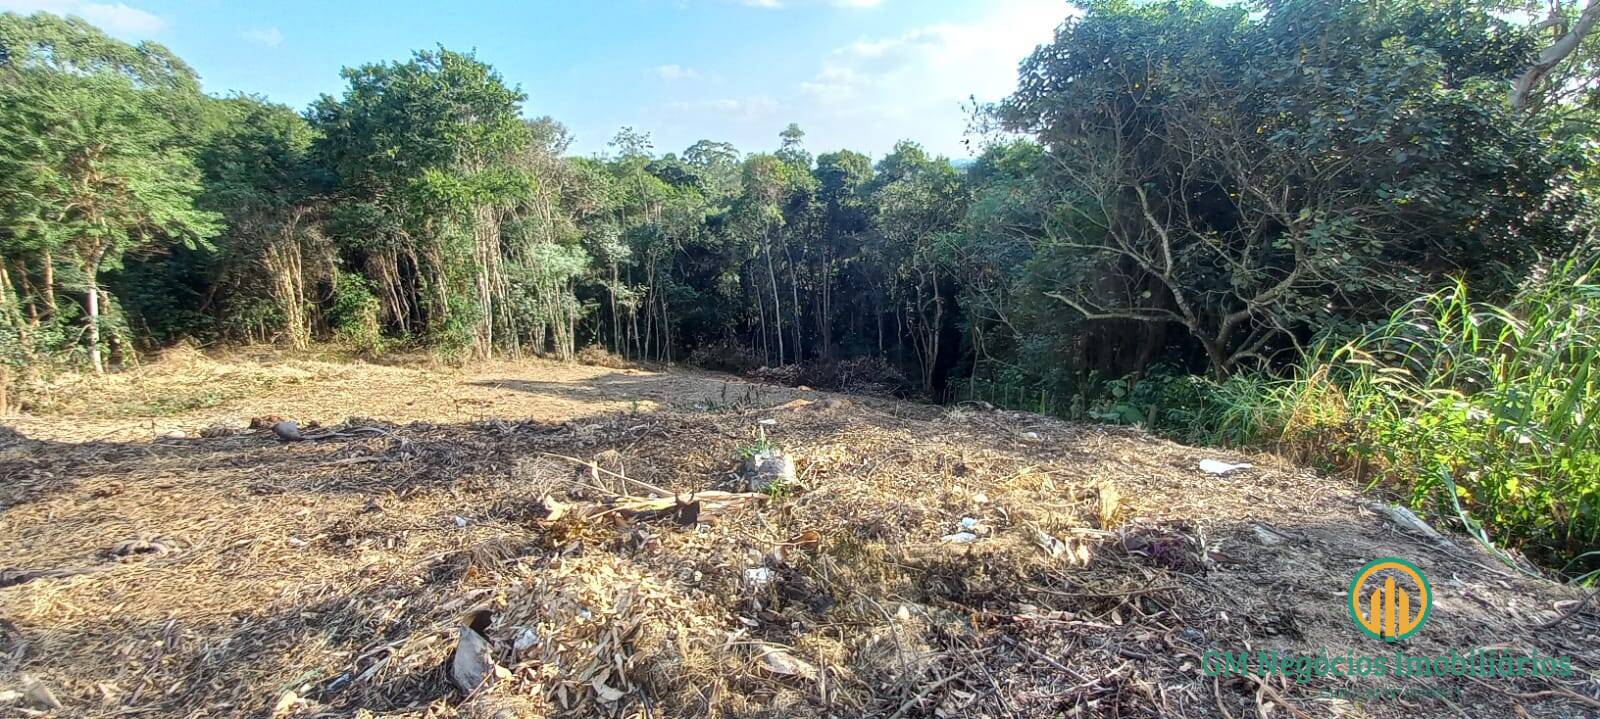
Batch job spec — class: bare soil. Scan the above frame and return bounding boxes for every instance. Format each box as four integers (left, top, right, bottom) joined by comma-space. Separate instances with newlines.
0, 348, 1595, 718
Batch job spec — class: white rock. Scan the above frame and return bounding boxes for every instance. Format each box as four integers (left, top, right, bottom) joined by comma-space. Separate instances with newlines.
451, 625, 497, 695
941, 531, 979, 544
513, 627, 540, 655
740, 450, 796, 492
1198, 459, 1252, 475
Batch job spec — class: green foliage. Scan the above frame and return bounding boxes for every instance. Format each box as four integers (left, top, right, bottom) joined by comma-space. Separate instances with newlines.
993, 0, 1585, 378
2, 3, 1597, 578
1132, 263, 1600, 575
329, 272, 384, 355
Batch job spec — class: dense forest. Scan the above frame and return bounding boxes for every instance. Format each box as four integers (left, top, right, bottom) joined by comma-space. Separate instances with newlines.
2, 0, 1598, 571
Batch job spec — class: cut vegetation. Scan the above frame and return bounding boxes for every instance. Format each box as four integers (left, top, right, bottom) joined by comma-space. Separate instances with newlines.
1, 352, 1596, 718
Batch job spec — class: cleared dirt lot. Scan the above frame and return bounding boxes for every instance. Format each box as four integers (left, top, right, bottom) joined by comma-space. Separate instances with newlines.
1, 350, 1595, 718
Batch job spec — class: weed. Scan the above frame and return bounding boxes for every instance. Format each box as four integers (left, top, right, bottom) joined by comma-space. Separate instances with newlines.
1130, 259, 1600, 576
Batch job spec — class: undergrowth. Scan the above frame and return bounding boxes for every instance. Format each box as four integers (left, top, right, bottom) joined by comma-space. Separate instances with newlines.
1138, 260, 1600, 580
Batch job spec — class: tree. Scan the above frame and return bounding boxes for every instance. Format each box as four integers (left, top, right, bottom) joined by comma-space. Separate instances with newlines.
811, 150, 874, 357
998, 0, 1583, 377
196, 96, 325, 348
777, 123, 811, 169
311, 47, 532, 357
1510, 0, 1600, 110
871, 141, 965, 392
0, 71, 218, 372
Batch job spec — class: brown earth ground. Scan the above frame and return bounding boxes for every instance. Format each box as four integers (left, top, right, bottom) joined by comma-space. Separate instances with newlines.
0, 348, 1596, 718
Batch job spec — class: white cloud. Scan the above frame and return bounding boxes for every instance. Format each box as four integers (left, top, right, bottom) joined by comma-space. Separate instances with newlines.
241, 27, 283, 47
665, 96, 779, 121
799, 0, 1071, 121
830, 0, 882, 7
0, 0, 167, 36
654, 64, 700, 81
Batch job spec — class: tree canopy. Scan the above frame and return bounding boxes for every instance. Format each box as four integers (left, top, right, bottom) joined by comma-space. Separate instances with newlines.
0, 1, 1594, 396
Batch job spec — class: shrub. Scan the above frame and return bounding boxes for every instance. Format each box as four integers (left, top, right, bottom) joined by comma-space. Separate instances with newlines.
1135, 261, 1600, 576
576, 344, 636, 369
685, 339, 760, 375
329, 273, 385, 355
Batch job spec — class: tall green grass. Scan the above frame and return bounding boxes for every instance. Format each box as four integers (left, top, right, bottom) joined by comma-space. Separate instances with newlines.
1147, 260, 1600, 578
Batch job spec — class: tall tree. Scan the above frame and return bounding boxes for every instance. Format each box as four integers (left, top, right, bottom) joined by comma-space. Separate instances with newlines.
999, 0, 1582, 376
0, 17, 218, 372
311, 47, 532, 357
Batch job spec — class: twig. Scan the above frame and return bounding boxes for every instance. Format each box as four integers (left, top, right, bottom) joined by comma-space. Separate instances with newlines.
1033, 583, 1182, 599
1213, 676, 1235, 719
1464, 675, 1600, 710
968, 646, 1013, 718
1001, 635, 1090, 683
887, 672, 966, 719
1242, 673, 1313, 719
537, 451, 674, 498
1538, 589, 1598, 629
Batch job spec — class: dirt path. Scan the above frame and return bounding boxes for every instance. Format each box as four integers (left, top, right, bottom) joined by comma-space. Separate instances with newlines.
1, 351, 1595, 718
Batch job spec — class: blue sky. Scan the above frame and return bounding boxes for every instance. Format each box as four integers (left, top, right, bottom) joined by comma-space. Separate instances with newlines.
0, 0, 1075, 159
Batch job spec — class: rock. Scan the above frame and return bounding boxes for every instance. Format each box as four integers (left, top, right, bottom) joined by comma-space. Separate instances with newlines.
201, 417, 248, 438
745, 566, 774, 589
593, 448, 624, 474
1198, 459, 1252, 475
941, 531, 979, 544
1252, 524, 1288, 546
271, 690, 301, 717
110, 535, 173, 558
20, 674, 62, 710
451, 610, 502, 695
512, 627, 540, 655
271, 421, 305, 442
591, 677, 626, 703
739, 449, 796, 492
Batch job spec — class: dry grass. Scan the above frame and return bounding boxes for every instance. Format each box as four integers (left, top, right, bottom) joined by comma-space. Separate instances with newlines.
0, 350, 1595, 718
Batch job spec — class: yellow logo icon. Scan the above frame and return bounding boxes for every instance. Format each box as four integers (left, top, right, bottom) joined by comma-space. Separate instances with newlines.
1348, 558, 1431, 642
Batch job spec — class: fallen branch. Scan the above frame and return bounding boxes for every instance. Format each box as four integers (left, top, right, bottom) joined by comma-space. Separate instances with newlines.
1538, 590, 1598, 629
536, 491, 768, 525
537, 451, 674, 498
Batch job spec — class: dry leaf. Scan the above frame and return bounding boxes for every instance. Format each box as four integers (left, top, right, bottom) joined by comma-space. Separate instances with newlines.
591, 677, 625, 703
758, 646, 818, 681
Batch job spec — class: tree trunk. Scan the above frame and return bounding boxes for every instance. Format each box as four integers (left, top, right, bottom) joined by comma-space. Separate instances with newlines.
41, 249, 57, 318
784, 241, 802, 362
85, 259, 103, 374
763, 229, 784, 365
